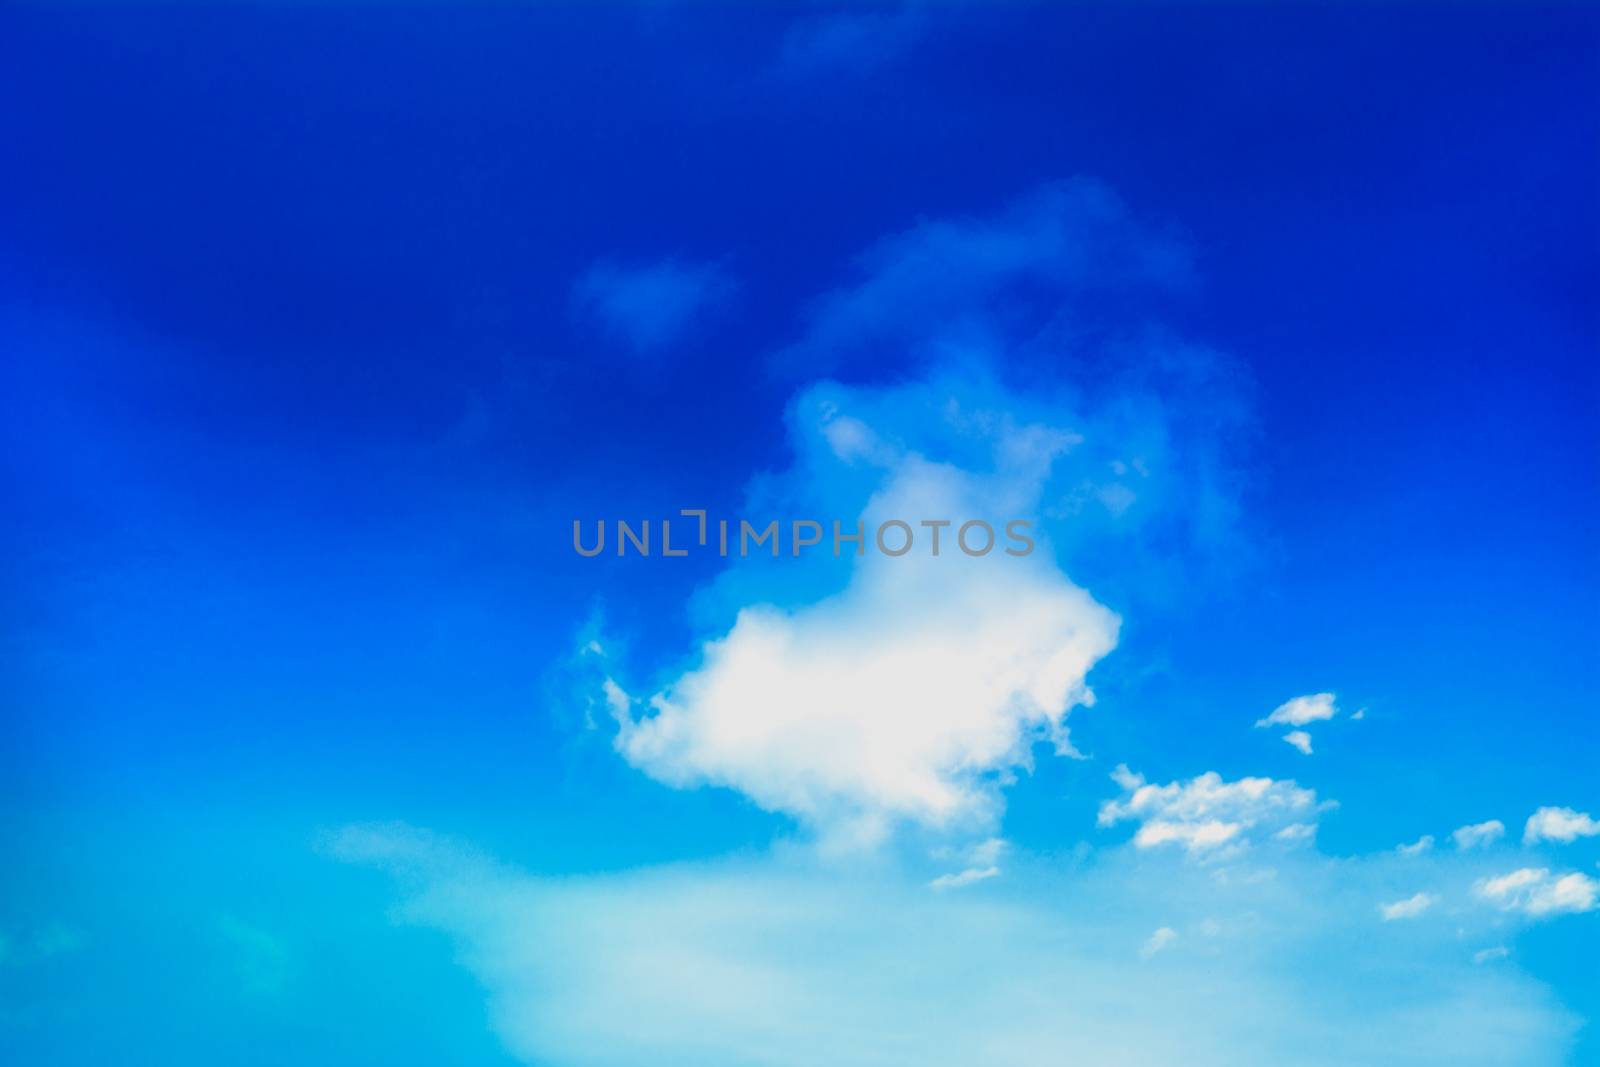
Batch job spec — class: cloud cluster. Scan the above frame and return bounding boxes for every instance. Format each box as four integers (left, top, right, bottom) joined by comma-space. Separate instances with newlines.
1096, 765, 1323, 855
479, 181, 1599, 1067
1476, 868, 1599, 918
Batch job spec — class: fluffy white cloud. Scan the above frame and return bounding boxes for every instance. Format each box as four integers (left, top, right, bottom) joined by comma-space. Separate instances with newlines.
606, 392, 1120, 843
1283, 730, 1313, 755
1476, 868, 1599, 918
1523, 807, 1600, 845
1097, 765, 1324, 855
1256, 693, 1337, 728
1380, 892, 1436, 921
1454, 821, 1506, 851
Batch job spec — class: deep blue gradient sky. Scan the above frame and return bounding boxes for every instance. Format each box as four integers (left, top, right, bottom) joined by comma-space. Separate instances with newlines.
3, 5, 1597, 1065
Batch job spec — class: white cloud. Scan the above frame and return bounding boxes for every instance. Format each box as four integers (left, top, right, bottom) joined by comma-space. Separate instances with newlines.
333, 824, 1581, 1067
1256, 693, 1337, 728
1097, 765, 1323, 855
1475, 868, 1599, 918
1453, 821, 1506, 851
1523, 806, 1600, 846
1396, 835, 1434, 857
1379, 892, 1436, 921
607, 393, 1120, 843
1283, 730, 1313, 755
1473, 946, 1511, 965
1139, 926, 1177, 959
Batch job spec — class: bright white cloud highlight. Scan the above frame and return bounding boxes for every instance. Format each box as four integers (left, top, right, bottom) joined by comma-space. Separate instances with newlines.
1453, 821, 1506, 851
1283, 730, 1313, 755
1523, 807, 1600, 845
1475, 868, 1599, 918
1380, 892, 1436, 921
1097, 765, 1323, 855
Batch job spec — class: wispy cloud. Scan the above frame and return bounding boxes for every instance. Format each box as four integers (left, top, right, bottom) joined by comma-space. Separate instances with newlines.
1396, 834, 1435, 856
572, 257, 734, 353
1453, 820, 1506, 851
1379, 892, 1436, 921
331, 823, 1581, 1067
1139, 925, 1178, 959
1256, 692, 1338, 728
778, 5, 928, 75
771, 178, 1192, 382
604, 390, 1121, 844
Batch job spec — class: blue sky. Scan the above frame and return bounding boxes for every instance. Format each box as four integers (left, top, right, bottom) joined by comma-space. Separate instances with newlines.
2, 4, 1597, 1064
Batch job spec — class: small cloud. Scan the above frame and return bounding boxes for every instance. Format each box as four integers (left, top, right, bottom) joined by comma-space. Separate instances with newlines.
1523, 806, 1600, 846
1396, 835, 1435, 857
1350, 708, 1366, 721
1256, 693, 1337, 728
1379, 892, 1436, 921
1139, 926, 1178, 959
929, 838, 1007, 890
572, 257, 734, 353
1274, 823, 1317, 843
1283, 730, 1313, 756
1472, 946, 1510, 965
1475, 868, 1598, 918
1453, 821, 1506, 851
929, 866, 1000, 891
